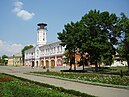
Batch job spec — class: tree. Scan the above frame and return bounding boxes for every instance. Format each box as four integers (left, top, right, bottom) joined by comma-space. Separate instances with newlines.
1, 55, 8, 65
117, 45, 126, 60
117, 13, 129, 71
22, 45, 33, 65
58, 9, 120, 72
80, 10, 117, 71
58, 22, 78, 70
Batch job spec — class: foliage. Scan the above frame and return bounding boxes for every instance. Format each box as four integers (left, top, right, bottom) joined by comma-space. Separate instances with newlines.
0, 55, 8, 65
58, 10, 118, 71
80, 10, 117, 69
0, 73, 95, 97
58, 22, 78, 70
33, 72, 129, 86
117, 13, 129, 71
21, 45, 33, 65
117, 45, 126, 60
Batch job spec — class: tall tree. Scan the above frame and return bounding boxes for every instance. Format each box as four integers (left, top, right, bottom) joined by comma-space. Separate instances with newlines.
117, 13, 129, 71
58, 10, 120, 71
80, 10, 117, 71
58, 22, 79, 70
22, 45, 33, 66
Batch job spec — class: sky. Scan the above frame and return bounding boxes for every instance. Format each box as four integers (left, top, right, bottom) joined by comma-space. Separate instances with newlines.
0, 0, 129, 56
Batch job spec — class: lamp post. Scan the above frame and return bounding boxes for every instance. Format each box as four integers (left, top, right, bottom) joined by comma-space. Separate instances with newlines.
0, 57, 1, 65
13, 55, 14, 66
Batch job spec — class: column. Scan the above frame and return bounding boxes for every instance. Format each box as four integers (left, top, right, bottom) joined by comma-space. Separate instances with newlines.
55, 56, 57, 67
44, 57, 46, 67
49, 57, 51, 68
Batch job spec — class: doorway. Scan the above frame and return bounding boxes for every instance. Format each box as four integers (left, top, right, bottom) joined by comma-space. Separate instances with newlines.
51, 60, 55, 68
46, 60, 49, 68
36, 61, 38, 67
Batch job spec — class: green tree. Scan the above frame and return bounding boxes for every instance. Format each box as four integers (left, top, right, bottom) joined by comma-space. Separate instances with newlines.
117, 13, 129, 71
58, 22, 78, 70
1, 55, 8, 65
117, 45, 126, 60
58, 10, 119, 72
22, 45, 33, 65
80, 10, 117, 71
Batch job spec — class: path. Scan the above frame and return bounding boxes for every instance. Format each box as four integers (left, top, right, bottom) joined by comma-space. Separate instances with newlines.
0, 66, 129, 97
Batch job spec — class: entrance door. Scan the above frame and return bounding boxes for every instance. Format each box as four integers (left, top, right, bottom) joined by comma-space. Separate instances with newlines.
41, 60, 44, 67
46, 60, 49, 68
32, 61, 34, 67
51, 60, 55, 68
36, 61, 38, 67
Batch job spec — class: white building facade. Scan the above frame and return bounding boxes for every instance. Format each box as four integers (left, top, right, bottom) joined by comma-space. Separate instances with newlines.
24, 23, 65, 68
24, 47, 35, 66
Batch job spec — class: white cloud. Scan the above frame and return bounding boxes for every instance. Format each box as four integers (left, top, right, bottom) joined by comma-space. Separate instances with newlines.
17, 10, 35, 20
13, 0, 23, 12
0, 40, 23, 56
13, 0, 35, 21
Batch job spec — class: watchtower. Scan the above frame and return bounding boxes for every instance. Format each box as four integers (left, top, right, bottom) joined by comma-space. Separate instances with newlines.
37, 23, 47, 46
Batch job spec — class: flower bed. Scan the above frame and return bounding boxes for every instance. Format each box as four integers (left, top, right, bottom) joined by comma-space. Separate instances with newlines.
0, 75, 12, 82
33, 72, 129, 86
0, 73, 95, 97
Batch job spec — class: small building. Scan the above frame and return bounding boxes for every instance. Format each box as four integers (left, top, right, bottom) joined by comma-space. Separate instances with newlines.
24, 47, 35, 66
8, 52, 23, 66
111, 54, 127, 67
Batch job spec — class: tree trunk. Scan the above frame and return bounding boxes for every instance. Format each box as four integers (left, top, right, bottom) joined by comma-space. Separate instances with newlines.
127, 59, 129, 72
74, 49, 76, 70
74, 56, 76, 70
83, 57, 85, 71
83, 62, 84, 71
69, 60, 72, 70
95, 60, 98, 72
74, 64, 76, 70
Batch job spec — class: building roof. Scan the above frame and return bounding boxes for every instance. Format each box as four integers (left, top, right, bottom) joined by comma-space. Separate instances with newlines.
24, 47, 35, 53
39, 41, 61, 49
37, 23, 47, 26
15, 52, 22, 57
8, 52, 22, 59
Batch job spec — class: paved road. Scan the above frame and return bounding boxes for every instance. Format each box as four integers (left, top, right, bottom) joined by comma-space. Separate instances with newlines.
0, 66, 129, 97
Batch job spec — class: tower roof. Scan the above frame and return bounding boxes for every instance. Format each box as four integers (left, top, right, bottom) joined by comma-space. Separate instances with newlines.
37, 23, 47, 27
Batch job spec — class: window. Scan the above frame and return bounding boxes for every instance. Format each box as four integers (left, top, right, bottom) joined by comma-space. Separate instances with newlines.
60, 46, 62, 52
57, 46, 59, 52
54, 47, 55, 53
37, 49, 39, 55
46, 49, 47, 53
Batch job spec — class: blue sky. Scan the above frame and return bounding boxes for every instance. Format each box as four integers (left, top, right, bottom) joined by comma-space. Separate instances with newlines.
0, 0, 129, 56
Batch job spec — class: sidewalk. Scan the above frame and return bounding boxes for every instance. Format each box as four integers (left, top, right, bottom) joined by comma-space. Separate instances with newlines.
0, 66, 129, 97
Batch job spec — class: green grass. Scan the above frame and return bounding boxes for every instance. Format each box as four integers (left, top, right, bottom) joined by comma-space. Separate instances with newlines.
0, 73, 95, 97
98, 66, 129, 76
32, 71, 129, 86
110, 66, 128, 71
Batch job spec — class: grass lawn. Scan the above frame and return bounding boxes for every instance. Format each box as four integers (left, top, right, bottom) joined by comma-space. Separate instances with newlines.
110, 66, 128, 70
0, 73, 95, 97
98, 66, 129, 76
32, 71, 129, 87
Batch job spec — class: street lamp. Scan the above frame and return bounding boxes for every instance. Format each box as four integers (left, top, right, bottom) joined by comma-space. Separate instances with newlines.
13, 55, 15, 66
